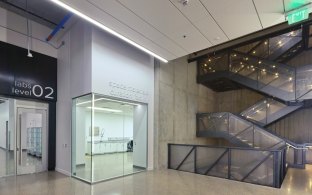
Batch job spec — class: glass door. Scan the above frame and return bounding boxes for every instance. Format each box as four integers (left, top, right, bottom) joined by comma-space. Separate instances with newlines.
16, 107, 47, 175
0, 98, 15, 177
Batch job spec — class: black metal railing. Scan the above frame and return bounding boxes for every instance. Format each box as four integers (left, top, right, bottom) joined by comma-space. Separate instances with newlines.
168, 143, 287, 188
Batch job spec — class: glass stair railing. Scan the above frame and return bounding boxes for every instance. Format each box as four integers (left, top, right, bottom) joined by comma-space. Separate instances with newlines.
168, 143, 286, 188
240, 98, 303, 126
197, 112, 286, 150
234, 29, 302, 62
197, 112, 308, 168
198, 50, 312, 102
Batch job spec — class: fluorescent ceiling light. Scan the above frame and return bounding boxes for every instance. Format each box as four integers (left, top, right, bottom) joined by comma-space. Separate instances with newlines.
87, 107, 122, 113
76, 98, 105, 106
76, 97, 140, 106
50, 0, 168, 63
98, 97, 141, 106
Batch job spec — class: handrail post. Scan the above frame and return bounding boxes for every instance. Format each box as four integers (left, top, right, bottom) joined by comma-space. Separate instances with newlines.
252, 126, 255, 147
227, 50, 230, 71
228, 148, 231, 179
227, 113, 230, 135
194, 146, 197, 173
273, 151, 280, 188
294, 68, 297, 100
168, 144, 171, 169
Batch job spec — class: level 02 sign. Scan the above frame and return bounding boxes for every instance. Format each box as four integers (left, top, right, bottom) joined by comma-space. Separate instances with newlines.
0, 41, 57, 101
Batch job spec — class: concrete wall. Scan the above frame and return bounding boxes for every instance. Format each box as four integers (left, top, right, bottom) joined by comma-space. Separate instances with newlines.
216, 89, 263, 114
154, 56, 218, 169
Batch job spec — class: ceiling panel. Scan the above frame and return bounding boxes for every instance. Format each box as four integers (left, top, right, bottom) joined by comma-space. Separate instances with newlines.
254, 0, 285, 28
55, 0, 289, 61
200, 0, 262, 39
169, 0, 229, 45
117, 0, 212, 53
89, 0, 187, 57
59, 0, 177, 60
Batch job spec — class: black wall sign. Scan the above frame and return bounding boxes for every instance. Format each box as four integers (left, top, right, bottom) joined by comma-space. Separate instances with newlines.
0, 41, 57, 102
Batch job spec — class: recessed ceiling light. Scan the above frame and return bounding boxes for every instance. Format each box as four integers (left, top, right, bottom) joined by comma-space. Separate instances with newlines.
50, 0, 168, 63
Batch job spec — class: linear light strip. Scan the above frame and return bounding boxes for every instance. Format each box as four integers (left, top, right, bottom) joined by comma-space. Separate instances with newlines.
87, 106, 123, 113
76, 97, 140, 106
50, 0, 168, 63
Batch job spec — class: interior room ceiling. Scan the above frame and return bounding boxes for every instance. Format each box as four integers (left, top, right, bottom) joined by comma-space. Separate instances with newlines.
0, 0, 77, 41
57, 0, 312, 61
0, 0, 69, 28
8, 0, 310, 61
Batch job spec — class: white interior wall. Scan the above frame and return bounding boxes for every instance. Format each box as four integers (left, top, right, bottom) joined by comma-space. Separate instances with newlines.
56, 21, 93, 175
0, 101, 9, 149
56, 21, 155, 174
91, 28, 155, 170
0, 7, 57, 57
86, 111, 133, 141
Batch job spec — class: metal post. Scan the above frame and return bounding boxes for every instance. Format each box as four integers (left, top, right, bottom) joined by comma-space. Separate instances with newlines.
194, 146, 197, 173
252, 126, 255, 147
273, 151, 280, 188
228, 149, 231, 179
168, 144, 171, 169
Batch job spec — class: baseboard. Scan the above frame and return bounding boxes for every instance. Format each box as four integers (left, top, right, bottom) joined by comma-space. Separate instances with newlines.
55, 167, 71, 176
133, 165, 146, 169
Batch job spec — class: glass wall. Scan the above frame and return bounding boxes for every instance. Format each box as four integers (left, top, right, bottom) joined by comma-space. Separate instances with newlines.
72, 94, 148, 183
0, 98, 15, 177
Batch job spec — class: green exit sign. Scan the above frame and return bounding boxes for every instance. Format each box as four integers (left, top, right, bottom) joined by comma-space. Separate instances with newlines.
287, 7, 309, 25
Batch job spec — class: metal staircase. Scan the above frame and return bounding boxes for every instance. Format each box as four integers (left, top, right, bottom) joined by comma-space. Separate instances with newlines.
169, 28, 312, 188
195, 28, 312, 168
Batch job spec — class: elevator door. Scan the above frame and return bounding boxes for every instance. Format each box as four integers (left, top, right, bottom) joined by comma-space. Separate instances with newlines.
16, 107, 47, 175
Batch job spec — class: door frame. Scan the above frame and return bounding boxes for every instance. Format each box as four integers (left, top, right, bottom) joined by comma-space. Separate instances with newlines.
15, 106, 48, 175
0, 96, 56, 178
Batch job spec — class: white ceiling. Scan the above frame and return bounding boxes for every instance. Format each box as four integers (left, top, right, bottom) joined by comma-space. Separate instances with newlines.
58, 0, 311, 61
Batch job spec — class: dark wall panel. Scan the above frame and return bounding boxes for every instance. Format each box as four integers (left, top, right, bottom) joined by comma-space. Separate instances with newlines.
0, 41, 57, 170
0, 41, 57, 101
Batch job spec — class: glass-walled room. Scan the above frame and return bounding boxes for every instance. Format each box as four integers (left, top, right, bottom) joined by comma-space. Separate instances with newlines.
72, 94, 148, 183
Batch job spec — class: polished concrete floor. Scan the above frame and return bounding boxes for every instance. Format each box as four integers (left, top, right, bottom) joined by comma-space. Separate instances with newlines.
74, 152, 145, 182
0, 148, 43, 177
0, 165, 311, 195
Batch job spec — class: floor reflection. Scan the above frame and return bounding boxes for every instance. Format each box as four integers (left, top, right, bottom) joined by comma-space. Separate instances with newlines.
74, 152, 145, 182
0, 165, 312, 195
